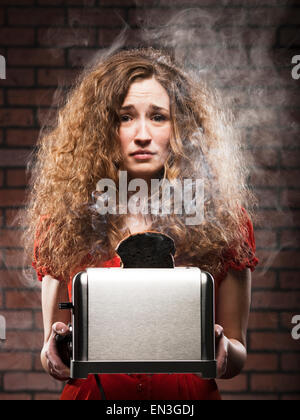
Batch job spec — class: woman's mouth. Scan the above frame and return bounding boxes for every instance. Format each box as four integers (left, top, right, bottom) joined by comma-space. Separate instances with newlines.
132, 153, 154, 160
130, 151, 155, 160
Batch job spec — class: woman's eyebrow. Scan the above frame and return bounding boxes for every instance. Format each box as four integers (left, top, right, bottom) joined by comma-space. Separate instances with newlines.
120, 104, 169, 113
120, 105, 135, 111
149, 104, 169, 113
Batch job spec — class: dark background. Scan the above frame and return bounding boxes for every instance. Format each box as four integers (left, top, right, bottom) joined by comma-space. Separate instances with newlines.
0, 0, 300, 400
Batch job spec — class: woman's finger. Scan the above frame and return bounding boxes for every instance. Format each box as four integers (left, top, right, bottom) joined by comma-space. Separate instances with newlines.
216, 335, 228, 379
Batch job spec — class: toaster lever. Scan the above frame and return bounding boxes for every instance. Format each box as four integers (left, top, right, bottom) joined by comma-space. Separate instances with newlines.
59, 302, 74, 311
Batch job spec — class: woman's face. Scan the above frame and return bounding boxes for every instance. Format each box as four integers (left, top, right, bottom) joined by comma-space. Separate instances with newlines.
118, 77, 171, 182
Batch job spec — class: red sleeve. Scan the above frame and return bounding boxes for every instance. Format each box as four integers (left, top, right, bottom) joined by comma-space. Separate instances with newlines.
223, 208, 259, 273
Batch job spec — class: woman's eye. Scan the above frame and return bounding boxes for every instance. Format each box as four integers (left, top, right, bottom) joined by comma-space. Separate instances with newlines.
120, 115, 132, 123
152, 114, 167, 122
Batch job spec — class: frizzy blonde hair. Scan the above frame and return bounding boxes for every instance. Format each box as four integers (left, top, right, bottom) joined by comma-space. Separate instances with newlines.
21, 47, 257, 283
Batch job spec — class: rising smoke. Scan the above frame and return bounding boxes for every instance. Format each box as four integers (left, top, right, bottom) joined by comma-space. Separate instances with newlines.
5, 0, 300, 286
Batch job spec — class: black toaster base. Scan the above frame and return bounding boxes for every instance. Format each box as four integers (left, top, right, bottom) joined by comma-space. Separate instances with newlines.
71, 360, 217, 379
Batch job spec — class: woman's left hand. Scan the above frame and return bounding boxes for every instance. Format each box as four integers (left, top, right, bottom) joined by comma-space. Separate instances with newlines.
215, 324, 229, 379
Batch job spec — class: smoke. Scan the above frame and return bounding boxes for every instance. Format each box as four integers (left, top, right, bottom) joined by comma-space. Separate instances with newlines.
5, 1, 299, 287
130, 1, 299, 275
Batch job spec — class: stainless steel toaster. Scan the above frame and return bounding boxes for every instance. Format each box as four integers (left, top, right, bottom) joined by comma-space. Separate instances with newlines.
58, 232, 217, 379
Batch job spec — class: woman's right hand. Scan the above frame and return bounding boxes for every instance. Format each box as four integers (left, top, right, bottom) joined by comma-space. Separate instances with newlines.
42, 322, 71, 381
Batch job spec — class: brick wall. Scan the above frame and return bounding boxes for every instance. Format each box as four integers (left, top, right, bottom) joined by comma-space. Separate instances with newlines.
0, 0, 300, 400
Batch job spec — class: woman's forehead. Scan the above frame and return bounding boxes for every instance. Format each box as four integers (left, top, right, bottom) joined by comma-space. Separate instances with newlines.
122, 77, 170, 110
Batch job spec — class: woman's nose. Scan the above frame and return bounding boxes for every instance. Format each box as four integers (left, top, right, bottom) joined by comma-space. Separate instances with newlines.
134, 119, 151, 142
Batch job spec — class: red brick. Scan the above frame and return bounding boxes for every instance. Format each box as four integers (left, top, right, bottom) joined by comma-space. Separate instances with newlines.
250, 126, 299, 148
250, 332, 299, 351
5, 290, 41, 310
280, 271, 300, 289
0, 150, 31, 167
251, 169, 300, 188
0, 393, 32, 400
280, 190, 300, 209
4, 331, 43, 352
251, 374, 300, 392
0, 109, 33, 127
0, 28, 34, 46
3, 372, 62, 392
0, 190, 26, 207
252, 290, 300, 310
248, 312, 278, 330
0, 352, 32, 371
38, 0, 95, 4
244, 354, 278, 372
256, 210, 300, 228
281, 353, 300, 371
36, 107, 58, 127
98, 27, 141, 48
7, 48, 65, 67
0, 268, 38, 288
252, 269, 277, 289
281, 150, 300, 169
6, 169, 29, 188
3, 68, 35, 87
249, 7, 300, 26
6, 209, 25, 228
280, 229, 300, 249
281, 394, 300, 400
6, 129, 39, 147
0, 310, 33, 330
217, 374, 247, 392
0, 209, 4, 227
37, 68, 78, 87
7, 89, 57, 107
99, 0, 136, 5
33, 353, 43, 371
38, 27, 96, 48
34, 392, 62, 400
34, 311, 44, 331
0, 0, 34, 4
251, 148, 279, 169
221, 393, 277, 400
5, 249, 24, 268
258, 250, 300, 269
67, 47, 101, 68
68, 8, 126, 27
251, 87, 300, 108
255, 229, 277, 249
0, 228, 22, 251
8, 8, 65, 26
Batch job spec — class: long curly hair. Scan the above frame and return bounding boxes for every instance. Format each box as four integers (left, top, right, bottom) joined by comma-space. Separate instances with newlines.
21, 47, 257, 283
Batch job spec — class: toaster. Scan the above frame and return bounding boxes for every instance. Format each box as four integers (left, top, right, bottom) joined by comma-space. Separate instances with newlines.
58, 232, 217, 379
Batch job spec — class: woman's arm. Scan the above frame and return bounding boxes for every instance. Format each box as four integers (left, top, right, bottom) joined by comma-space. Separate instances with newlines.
41, 275, 72, 381
215, 267, 252, 379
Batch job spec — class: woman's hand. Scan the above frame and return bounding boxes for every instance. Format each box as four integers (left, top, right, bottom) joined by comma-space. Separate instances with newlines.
215, 324, 229, 379
42, 322, 71, 381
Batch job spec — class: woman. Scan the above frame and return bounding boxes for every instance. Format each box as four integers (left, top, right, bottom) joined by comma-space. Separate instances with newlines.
23, 47, 258, 400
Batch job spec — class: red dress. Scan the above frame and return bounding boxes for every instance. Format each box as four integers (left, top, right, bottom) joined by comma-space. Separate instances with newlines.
32, 211, 258, 401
